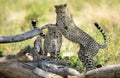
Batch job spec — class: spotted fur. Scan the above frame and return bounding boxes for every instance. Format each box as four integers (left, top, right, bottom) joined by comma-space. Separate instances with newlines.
34, 36, 44, 55
31, 20, 62, 60
41, 24, 62, 60
55, 4, 108, 71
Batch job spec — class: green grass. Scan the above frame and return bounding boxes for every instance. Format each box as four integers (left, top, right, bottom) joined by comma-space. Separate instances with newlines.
0, 0, 120, 71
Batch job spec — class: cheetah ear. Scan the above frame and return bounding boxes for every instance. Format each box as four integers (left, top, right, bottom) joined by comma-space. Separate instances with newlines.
54, 5, 58, 8
64, 4, 67, 7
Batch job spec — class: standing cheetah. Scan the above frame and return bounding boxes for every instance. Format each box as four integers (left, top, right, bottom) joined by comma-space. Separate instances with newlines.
54, 4, 108, 71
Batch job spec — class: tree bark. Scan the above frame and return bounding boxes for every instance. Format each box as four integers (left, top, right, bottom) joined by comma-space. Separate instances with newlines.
0, 52, 63, 78
68, 64, 120, 78
0, 61, 40, 78
85, 64, 120, 78
0, 28, 42, 43
1, 58, 120, 78
0, 45, 80, 78
0, 47, 120, 78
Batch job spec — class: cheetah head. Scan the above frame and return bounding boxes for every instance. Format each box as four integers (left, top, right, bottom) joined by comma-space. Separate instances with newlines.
54, 4, 67, 14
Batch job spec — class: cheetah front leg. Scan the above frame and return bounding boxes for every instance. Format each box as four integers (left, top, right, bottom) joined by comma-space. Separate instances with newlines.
41, 24, 56, 30
54, 37, 62, 60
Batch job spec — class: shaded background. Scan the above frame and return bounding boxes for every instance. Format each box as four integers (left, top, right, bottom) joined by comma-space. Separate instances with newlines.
0, 0, 120, 71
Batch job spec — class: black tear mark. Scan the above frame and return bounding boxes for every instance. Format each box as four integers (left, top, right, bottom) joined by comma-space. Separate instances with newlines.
56, 23, 58, 26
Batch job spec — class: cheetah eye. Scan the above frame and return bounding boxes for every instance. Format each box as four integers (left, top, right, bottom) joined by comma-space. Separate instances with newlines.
64, 26, 68, 30
64, 4, 67, 7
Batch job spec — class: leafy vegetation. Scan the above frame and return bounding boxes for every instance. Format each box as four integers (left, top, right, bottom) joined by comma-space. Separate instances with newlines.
0, 0, 120, 71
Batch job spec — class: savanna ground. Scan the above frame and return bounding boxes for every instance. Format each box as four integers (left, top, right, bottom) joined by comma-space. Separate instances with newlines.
0, 0, 120, 72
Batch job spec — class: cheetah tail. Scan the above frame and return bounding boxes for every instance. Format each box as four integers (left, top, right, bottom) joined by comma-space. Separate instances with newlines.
94, 22, 108, 49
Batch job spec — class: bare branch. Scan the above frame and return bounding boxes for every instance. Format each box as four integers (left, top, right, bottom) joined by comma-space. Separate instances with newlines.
0, 28, 42, 43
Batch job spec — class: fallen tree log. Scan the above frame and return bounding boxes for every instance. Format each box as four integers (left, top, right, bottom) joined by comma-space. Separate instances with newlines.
0, 60, 64, 78
68, 64, 120, 78
1, 56, 120, 78
0, 61, 40, 78
0, 45, 80, 78
0, 55, 79, 78
86, 64, 120, 78
0, 49, 64, 78
0, 46, 120, 78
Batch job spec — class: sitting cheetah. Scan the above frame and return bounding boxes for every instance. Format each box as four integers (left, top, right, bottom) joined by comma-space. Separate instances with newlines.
41, 24, 62, 60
